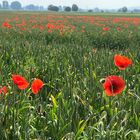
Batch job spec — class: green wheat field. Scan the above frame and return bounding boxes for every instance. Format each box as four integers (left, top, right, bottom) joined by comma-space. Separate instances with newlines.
0, 11, 140, 139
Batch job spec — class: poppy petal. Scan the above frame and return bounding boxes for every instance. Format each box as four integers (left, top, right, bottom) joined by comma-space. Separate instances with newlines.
31, 79, 44, 94
12, 74, 29, 90
114, 54, 132, 70
103, 75, 125, 96
0, 86, 7, 95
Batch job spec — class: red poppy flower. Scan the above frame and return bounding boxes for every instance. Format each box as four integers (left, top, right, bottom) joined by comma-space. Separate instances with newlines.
12, 74, 29, 90
102, 75, 125, 96
114, 54, 132, 70
117, 27, 121, 31
2, 21, 12, 28
31, 79, 44, 94
0, 86, 7, 95
47, 23, 51, 29
103, 27, 110, 31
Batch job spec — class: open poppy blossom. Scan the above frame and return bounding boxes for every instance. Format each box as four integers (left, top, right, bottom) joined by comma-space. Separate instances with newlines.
103, 27, 110, 31
2, 21, 12, 28
12, 74, 29, 90
102, 75, 125, 96
31, 79, 44, 94
114, 54, 132, 70
0, 86, 7, 95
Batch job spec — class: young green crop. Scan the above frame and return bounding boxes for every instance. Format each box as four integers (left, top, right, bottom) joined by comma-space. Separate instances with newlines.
0, 11, 140, 139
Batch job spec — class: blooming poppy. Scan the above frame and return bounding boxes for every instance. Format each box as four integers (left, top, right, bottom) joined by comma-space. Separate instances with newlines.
114, 54, 132, 70
103, 27, 110, 31
117, 27, 121, 31
2, 21, 12, 28
31, 79, 44, 94
102, 75, 125, 96
12, 74, 29, 90
47, 23, 51, 29
0, 86, 7, 95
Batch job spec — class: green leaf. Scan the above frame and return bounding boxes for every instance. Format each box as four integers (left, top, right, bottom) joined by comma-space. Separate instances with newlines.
75, 120, 87, 139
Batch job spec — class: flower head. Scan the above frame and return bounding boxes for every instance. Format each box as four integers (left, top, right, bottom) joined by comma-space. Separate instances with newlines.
103, 27, 110, 31
114, 54, 132, 70
2, 21, 12, 28
12, 74, 29, 90
31, 79, 44, 94
0, 86, 7, 95
102, 75, 125, 96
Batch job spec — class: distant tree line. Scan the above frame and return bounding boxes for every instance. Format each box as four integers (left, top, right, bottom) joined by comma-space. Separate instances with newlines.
0, 1, 79, 11
0, 1, 22, 10
47, 4, 79, 12
0, 1, 44, 10
0, 1, 140, 13
118, 6, 128, 13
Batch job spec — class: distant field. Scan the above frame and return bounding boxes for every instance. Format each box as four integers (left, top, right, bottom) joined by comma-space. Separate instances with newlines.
1, 10, 140, 16
0, 11, 140, 139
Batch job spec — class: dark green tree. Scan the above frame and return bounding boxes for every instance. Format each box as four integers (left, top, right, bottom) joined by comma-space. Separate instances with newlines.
122, 6, 128, 12
2, 1, 9, 9
48, 5, 59, 11
64, 6, 71, 12
72, 4, 78, 11
11, 1, 22, 10
118, 6, 128, 12
88, 9, 93, 12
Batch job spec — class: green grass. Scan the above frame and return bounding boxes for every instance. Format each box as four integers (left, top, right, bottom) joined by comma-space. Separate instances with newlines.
0, 12, 140, 139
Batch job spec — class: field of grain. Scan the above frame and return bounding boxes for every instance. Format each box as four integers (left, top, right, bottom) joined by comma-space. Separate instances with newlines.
0, 12, 140, 139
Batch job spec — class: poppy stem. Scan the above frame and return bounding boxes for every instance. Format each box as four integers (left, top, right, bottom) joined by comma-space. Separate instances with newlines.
12, 85, 16, 139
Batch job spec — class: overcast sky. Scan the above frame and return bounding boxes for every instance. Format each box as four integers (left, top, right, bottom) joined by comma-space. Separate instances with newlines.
1, 0, 140, 9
